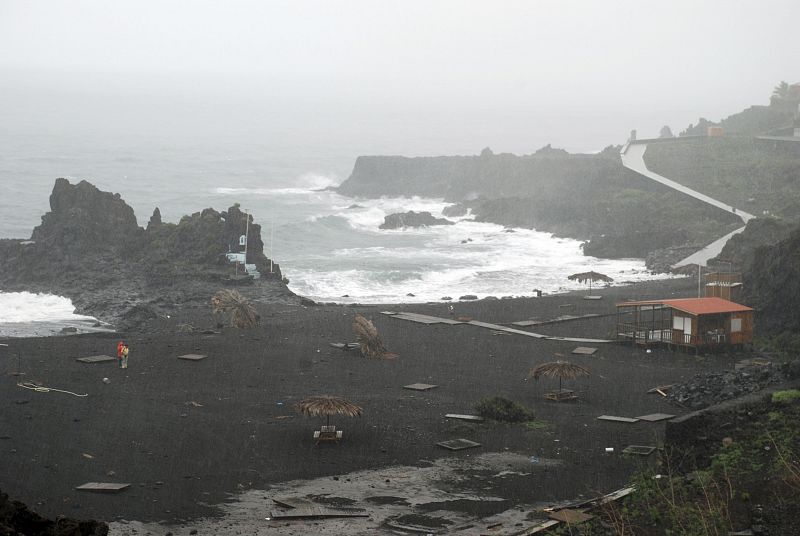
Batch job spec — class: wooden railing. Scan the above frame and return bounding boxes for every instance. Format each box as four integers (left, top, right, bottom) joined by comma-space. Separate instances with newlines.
617, 324, 728, 346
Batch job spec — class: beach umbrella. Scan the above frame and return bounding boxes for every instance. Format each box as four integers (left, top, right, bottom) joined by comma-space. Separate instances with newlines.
567, 271, 613, 296
529, 360, 590, 392
353, 314, 397, 359
296, 395, 363, 428
211, 289, 259, 329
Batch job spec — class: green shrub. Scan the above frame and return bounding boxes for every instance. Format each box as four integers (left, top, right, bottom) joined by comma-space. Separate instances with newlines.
523, 420, 552, 431
772, 389, 800, 404
474, 396, 534, 422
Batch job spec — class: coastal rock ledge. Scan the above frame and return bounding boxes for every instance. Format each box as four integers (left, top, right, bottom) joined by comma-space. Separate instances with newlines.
379, 211, 454, 229
0, 178, 297, 330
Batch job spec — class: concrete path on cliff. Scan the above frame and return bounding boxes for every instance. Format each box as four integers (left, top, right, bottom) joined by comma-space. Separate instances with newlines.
620, 142, 753, 268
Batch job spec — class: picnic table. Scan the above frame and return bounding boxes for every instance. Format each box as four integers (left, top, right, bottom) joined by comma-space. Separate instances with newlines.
313, 425, 343, 445
544, 388, 578, 402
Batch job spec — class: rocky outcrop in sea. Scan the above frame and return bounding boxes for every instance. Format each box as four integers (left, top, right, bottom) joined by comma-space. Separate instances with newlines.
379, 211, 454, 229
0, 178, 297, 331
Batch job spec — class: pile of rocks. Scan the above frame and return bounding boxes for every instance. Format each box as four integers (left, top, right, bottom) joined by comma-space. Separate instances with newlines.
668, 363, 784, 409
0, 489, 107, 535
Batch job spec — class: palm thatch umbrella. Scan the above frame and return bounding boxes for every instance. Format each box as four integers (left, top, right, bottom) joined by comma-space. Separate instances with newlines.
211, 289, 259, 329
567, 271, 613, 296
296, 395, 363, 428
353, 314, 397, 359
529, 360, 590, 392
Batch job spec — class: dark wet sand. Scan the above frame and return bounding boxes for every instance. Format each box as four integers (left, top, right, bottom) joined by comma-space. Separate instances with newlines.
0, 277, 742, 526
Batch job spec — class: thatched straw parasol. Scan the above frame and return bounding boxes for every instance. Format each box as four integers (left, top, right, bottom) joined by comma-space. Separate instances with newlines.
567, 271, 613, 296
211, 289, 259, 329
529, 360, 590, 392
353, 314, 397, 359
296, 395, 363, 427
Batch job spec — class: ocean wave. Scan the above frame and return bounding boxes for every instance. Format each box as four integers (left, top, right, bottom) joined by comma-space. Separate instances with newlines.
214, 172, 341, 197
0, 292, 97, 323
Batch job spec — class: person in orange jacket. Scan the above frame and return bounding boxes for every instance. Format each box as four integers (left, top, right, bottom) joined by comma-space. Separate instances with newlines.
117, 341, 126, 368
120, 344, 129, 369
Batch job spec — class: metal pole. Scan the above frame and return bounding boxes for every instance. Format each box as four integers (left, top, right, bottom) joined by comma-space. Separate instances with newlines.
270, 214, 274, 274
244, 209, 249, 265
698, 265, 702, 298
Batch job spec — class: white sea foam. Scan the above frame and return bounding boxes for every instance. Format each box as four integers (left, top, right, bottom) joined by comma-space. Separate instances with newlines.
0, 292, 95, 323
214, 172, 341, 197
0, 292, 108, 337
285, 214, 665, 303
334, 196, 453, 231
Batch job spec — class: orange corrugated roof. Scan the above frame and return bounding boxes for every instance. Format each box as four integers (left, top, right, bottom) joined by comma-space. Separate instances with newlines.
617, 297, 753, 315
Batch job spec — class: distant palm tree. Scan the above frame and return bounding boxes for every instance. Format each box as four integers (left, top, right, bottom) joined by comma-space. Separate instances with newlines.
353, 314, 397, 359
773, 81, 790, 100
211, 289, 259, 329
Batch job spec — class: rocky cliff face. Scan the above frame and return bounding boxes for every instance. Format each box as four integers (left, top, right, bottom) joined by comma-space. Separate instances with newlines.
743, 223, 800, 335
337, 148, 739, 261
31, 178, 142, 251
0, 179, 294, 329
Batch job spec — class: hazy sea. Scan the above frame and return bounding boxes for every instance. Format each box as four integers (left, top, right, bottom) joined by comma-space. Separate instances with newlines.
0, 138, 665, 336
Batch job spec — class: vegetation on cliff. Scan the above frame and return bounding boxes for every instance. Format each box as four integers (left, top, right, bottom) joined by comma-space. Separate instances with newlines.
644, 137, 800, 219
555, 385, 800, 536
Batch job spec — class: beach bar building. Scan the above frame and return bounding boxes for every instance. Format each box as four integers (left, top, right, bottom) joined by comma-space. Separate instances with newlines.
616, 297, 754, 351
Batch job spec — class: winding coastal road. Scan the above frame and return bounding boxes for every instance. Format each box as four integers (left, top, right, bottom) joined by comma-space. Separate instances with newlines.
620, 142, 753, 268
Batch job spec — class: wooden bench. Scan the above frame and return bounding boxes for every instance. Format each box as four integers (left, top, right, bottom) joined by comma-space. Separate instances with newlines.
313, 428, 343, 445
544, 389, 578, 402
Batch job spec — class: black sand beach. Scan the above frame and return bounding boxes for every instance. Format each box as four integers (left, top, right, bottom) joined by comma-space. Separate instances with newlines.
0, 277, 746, 533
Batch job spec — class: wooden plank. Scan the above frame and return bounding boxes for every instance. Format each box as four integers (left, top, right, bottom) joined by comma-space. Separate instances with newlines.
572, 347, 597, 355
178, 354, 207, 361
623, 445, 657, 456
647, 384, 675, 395
596, 486, 635, 505
437, 438, 481, 451
523, 519, 561, 534
636, 413, 675, 422
75, 482, 130, 492
511, 320, 541, 327
403, 383, 438, 391
597, 415, 639, 423
270, 507, 368, 519
75, 355, 116, 364
468, 321, 548, 338
549, 509, 594, 523
444, 414, 484, 422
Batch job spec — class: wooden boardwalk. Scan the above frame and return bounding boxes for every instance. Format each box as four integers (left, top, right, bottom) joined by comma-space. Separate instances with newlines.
383, 312, 612, 343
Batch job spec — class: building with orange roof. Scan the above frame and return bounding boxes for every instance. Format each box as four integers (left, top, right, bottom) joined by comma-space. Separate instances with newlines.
616, 297, 754, 351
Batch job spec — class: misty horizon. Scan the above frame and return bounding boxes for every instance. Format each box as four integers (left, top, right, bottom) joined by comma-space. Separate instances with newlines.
2, 1, 799, 157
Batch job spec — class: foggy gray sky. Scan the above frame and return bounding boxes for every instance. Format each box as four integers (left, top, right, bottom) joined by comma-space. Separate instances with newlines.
1, 0, 798, 154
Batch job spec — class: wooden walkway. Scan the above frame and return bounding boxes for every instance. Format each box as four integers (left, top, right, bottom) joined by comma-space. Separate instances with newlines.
382, 312, 612, 343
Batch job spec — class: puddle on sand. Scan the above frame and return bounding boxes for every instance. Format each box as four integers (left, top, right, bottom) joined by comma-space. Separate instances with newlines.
110, 451, 563, 535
